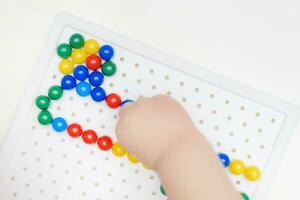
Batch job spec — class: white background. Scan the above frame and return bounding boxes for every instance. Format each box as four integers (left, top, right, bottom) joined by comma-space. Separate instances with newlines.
0, 0, 299, 199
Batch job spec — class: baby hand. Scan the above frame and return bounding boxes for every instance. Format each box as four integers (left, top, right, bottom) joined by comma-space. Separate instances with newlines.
116, 95, 198, 168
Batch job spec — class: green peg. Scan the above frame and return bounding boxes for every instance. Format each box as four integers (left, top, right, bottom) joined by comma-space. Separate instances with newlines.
57, 43, 72, 58
69, 33, 84, 48
35, 95, 50, 110
38, 110, 52, 125
48, 85, 63, 100
101, 61, 117, 76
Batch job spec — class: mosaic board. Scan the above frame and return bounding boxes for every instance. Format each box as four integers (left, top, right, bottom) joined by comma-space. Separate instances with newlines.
0, 12, 299, 200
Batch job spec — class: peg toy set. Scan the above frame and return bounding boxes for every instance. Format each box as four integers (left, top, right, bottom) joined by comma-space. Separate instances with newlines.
0, 13, 299, 200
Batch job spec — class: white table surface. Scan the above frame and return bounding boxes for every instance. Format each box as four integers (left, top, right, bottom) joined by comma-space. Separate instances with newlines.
0, 0, 299, 199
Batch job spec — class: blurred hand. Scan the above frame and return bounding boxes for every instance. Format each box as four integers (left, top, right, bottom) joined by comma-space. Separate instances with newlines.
116, 95, 198, 168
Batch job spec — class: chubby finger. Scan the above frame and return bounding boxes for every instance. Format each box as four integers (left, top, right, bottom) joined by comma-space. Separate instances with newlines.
119, 100, 134, 119
115, 118, 123, 139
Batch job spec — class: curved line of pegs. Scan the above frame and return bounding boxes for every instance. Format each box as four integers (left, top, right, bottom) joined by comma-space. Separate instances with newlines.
36, 32, 149, 170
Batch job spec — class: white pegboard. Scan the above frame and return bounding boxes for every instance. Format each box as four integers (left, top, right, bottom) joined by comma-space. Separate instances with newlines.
0, 12, 299, 200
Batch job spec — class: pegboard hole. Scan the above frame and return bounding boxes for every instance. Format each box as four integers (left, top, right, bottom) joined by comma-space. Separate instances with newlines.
258, 128, 263, 133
